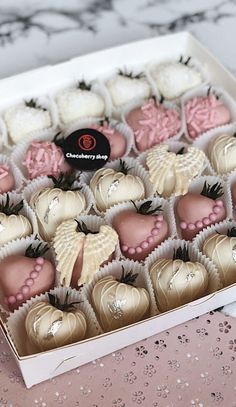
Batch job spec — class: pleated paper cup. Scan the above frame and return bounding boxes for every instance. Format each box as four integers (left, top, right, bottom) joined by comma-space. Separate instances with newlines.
0, 153, 24, 193
0, 191, 38, 242
0, 235, 56, 316
193, 123, 236, 178
192, 219, 236, 253
3, 95, 59, 149
6, 286, 103, 357
101, 65, 154, 119
144, 238, 222, 307
83, 259, 159, 332
11, 128, 66, 182
122, 96, 184, 155
172, 174, 232, 240
182, 85, 236, 143
0, 117, 7, 152
80, 157, 154, 216
53, 214, 120, 289
148, 55, 209, 103
105, 196, 177, 261
62, 116, 134, 161
226, 169, 236, 216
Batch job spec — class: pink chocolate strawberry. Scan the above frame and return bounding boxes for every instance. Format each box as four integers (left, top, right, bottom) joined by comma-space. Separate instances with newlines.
0, 242, 55, 311
177, 181, 226, 240
113, 200, 169, 261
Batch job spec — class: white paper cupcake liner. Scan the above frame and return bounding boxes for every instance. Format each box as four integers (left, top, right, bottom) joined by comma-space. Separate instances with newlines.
144, 238, 222, 309
105, 196, 177, 262
0, 153, 24, 193
61, 116, 134, 161
82, 258, 159, 331
181, 85, 236, 143
192, 122, 236, 178
11, 128, 66, 182
0, 117, 7, 153
22, 176, 94, 241
121, 96, 184, 155
171, 174, 232, 241
6, 285, 103, 357
226, 169, 236, 216
0, 191, 38, 242
0, 235, 56, 316
101, 65, 153, 119
3, 95, 59, 149
80, 157, 154, 216
148, 55, 209, 103
192, 219, 236, 253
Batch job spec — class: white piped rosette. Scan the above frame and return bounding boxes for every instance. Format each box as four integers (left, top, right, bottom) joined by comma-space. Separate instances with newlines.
80, 157, 154, 216
3, 95, 59, 149
6, 286, 103, 357
144, 238, 222, 312
101, 65, 153, 119
62, 116, 134, 161
121, 96, 184, 155
0, 191, 38, 241
193, 122, 236, 178
0, 153, 24, 193
181, 85, 236, 143
104, 196, 177, 261
11, 128, 66, 182
82, 258, 158, 329
171, 174, 232, 240
0, 235, 55, 316
148, 55, 209, 103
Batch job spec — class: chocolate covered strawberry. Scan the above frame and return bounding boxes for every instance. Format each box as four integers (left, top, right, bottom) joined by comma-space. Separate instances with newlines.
112, 200, 169, 261
177, 181, 226, 240
0, 241, 55, 311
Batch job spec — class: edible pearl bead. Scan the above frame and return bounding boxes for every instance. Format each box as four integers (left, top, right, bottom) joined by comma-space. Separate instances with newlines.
203, 217, 210, 226
156, 214, 163, 222
25, 278, 34, 287
196, 221, 203, 228
122, 245, 128, 252
147, 236, 154, 244
180, 222, 187, 230
188, 223, 195, 230
8, 296, 16, 304
34, 265, 42, 272
16, 293, 24, 301
209, 213, 217, 222
216, 200, 223, 207
21, 285, 30, 295
128, 248, 135, 255
36, 257, 44, 265
30, 271, 39, 279
141, 241, 148, 249
136, 247, 142, 253
155, 221, 162, 229
151, 228, 159, 236
213, 206, 220, 214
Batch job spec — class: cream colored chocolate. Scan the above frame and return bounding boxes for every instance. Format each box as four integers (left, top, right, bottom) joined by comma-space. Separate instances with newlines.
30, 188, 86, 242
146, 144, 205, 197
0, 213, 32, 245
25, 301, 87, 351
209, 133, 236, 175
53, 219, 118, 286
202, 232, 236, 286
90, 168, 145, 211
92, 275, 150, 332
150, 258, 208, 312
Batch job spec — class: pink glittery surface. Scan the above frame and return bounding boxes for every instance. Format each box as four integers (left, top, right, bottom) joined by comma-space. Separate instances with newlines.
1, 311, 236, 406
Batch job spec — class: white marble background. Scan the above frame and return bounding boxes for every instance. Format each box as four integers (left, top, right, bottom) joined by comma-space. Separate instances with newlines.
0, 0, 236, 315
0, 0, 236, 78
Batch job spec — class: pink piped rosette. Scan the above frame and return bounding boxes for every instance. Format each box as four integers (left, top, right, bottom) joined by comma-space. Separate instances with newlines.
182, 85, 236, 143
105, 196, 176, 261
11, 128, 71, 182
171, 175, 232, 241
6, 286, 103, 356
122, 97, 183, 154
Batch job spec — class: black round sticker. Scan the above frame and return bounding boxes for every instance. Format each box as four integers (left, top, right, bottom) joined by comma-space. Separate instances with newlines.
62, 128, 111, 171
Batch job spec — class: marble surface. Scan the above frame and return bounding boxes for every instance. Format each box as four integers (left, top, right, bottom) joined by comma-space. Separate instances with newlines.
0, 0, 236, 79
